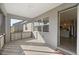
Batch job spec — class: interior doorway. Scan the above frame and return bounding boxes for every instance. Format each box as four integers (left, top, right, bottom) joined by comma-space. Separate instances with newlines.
58, 6, 77, 54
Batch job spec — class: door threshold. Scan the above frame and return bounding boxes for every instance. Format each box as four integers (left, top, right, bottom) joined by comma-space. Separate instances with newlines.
57, 47, 76, 55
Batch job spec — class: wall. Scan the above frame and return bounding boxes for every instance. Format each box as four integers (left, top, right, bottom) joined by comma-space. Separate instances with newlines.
0, 4, 10, 43
33, 3, 77, 49
5, 16, 11, 42
0, 14, 3, 34
77, 5, 79, 55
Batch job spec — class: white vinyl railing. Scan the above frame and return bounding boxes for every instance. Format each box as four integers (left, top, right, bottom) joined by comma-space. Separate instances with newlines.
11, 31, 32, 41
0, 32, 32, 50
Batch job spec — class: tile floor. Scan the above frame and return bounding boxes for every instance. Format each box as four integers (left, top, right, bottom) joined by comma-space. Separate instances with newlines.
60, 37, 76, 53
1, 38, 67, 55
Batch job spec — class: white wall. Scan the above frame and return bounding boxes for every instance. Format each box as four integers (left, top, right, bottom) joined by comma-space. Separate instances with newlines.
0, 4, 10, 43
5, 16, 11, 42
33, 3, 77, 49
77, 5, 79, 55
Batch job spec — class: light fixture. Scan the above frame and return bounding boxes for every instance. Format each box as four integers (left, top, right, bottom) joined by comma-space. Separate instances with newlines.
64, 23, 67, 26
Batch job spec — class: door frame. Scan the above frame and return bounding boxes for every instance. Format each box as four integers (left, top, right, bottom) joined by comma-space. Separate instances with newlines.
57, 4, 78, 54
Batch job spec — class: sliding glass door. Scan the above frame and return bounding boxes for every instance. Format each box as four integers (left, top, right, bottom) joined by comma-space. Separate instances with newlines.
58, 6, 77, 53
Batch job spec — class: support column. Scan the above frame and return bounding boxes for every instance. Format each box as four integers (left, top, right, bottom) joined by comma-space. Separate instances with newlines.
5, 15, 11, 43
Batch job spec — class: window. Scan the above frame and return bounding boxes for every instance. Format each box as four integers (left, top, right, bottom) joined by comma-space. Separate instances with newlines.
38, 19, 42, 31
43, 17, 49, 32
34, 21, 39, 27
33, 17, 49, 32
43, 25, 49, 32
38, 26, 41, 31
43, 17, 49, 24
33, 21, 38, 31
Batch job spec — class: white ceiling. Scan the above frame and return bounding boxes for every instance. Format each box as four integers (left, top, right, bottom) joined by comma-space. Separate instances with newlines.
4, 3, 62, 18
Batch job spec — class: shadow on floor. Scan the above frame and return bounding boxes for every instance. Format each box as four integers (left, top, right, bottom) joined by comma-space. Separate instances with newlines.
1, 38, 66, 55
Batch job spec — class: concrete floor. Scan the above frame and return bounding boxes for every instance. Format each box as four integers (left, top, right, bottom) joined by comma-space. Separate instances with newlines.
1, 38, 66, 55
